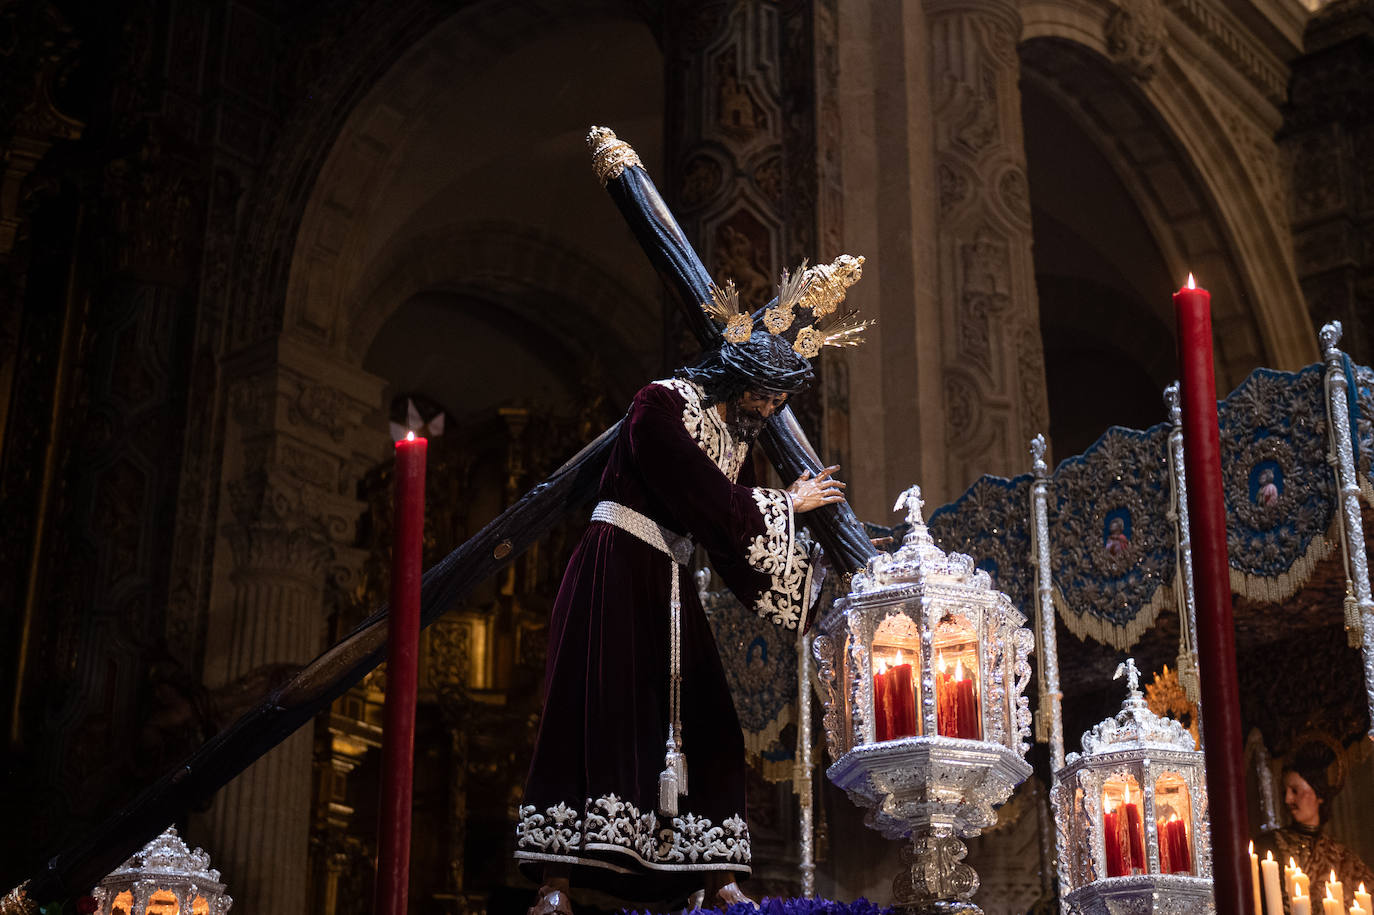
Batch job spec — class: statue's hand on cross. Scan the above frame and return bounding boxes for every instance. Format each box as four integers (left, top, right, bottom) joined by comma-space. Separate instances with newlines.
788, 465, 847, 512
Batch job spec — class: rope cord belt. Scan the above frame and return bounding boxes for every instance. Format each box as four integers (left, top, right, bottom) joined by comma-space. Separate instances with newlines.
590, 501, 693, 816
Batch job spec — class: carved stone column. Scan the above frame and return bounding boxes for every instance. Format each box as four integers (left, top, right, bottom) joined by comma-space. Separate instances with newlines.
663, 1, 829, 430
925, 0, 1050, 489
200, 340, 384, 915
664, 1, 789, 319
1281, 0, 1374, 365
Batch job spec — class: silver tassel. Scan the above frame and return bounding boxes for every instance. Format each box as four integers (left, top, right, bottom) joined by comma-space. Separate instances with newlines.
672, 747, 688, 796
1346, 588, 1363, 648
659, 735, 681, 817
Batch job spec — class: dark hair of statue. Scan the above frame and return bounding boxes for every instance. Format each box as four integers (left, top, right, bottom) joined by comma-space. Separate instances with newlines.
676, 329, 815, 405
1282, 740, 1339, 824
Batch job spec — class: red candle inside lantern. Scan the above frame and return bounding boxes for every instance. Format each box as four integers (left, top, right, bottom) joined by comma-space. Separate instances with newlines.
1125, 802, 1146, 872
873, 668, 892, 742
873, 650, 916, 741
1105, 805, 1127, 877
936, 655, 979, 739
887, 655, 917, 738
1163, 816, 1190, 874
1104, 794, 1146, 877
376, 430, 427, 915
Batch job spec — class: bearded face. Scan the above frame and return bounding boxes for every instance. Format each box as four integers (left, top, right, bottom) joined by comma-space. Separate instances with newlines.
723, 390, 788, 442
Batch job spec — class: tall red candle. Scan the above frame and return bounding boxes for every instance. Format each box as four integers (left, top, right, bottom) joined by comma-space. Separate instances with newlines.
887, 662, 917, 738
1174, 275, 1253, 915
376, 432, 427, 915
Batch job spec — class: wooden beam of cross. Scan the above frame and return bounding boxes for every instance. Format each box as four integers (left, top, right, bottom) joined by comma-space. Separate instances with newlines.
4, 128, 878, 910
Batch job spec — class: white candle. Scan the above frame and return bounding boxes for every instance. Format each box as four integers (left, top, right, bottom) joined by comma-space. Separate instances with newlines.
1298, 869, 1313, 901
1326, 887, 1346, 915
1250, 842, 1263, 915
1292, 888, 1311, 915
1262, 852, 1286, 915
1330, 871, 1345, 910
1350, 902, 1368, 915
1356, 883, 1371, 913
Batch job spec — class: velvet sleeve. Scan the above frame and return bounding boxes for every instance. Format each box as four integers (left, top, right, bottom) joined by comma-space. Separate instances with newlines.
627, 383, 813, 629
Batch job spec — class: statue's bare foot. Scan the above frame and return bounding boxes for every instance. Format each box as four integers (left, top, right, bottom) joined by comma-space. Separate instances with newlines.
713, 881, 757, 909
528, 884, 573, 915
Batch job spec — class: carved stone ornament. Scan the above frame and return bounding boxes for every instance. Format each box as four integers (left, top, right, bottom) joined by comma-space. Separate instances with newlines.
92, 826, 233, 915
1105, 0, 1167, 81
815, 485, 1034, 913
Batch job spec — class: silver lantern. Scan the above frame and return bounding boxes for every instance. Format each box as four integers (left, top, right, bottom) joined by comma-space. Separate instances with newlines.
813, 486, 1034, 914
1053, 659, 1214, 915
92, 827, 233, 915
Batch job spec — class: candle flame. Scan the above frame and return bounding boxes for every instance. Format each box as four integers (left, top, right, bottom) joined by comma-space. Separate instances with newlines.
1291, 857, 1299, 869
1332, 871, 1338, 883
406, 430, 416, 441
1361, 883, 1367, 893
1249, 840, 1254, 854
938, 652, 947, 673
954, 658, 965, 681
1186, 273, 1196, 289
1294, 887, 1304, 900
895, 648, 904, 665
1327, 888, 1336, 901
1266, 851, 1275, 862
1169, 813, 1179, 823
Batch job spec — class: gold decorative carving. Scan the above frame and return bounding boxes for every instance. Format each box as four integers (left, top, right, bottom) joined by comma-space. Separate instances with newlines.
799, 254, 865, 318
586, 126, 643, 186
1144, 664, 1200, 748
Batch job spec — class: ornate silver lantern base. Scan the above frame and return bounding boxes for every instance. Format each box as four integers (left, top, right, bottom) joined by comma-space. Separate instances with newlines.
1063, 874, 1216, 915
828, 736, 1032, 914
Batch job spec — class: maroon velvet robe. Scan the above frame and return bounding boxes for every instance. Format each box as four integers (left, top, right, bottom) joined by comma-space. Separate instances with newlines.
515, 379, 815, 900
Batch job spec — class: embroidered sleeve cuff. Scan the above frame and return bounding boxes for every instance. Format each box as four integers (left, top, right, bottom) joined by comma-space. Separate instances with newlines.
746, 488, 813, 629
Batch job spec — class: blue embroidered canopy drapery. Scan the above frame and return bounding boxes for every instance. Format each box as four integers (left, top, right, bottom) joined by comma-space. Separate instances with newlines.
926, 362, 1352, 652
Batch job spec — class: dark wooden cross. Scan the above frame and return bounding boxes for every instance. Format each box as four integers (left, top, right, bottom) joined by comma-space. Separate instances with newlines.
10, 131, 879, 907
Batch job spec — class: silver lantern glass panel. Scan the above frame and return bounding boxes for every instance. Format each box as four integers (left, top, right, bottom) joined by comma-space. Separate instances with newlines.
1053, 659, 1215, 915
813, 486, 1034, 914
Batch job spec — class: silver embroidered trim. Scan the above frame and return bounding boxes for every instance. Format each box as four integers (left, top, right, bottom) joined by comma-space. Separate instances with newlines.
591, 502, 692, 565
747, 488, 811, 629
652, 378, 749, 481
515, 795, 751, 871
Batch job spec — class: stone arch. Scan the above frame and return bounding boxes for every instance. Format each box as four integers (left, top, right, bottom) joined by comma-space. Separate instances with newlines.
227, 0, 651, 357
349, 221, 659, 403
1016, 24, 1316, 389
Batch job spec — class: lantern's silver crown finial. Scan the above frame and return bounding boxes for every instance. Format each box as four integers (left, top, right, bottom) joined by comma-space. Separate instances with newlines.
894, 484, 926, 544
850, 484, 989, 592
1114, 657, 1142, 696
1071, 659, 1194, 759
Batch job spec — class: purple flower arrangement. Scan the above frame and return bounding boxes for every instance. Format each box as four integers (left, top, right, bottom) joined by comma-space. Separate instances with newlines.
626, 897, 892, 915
